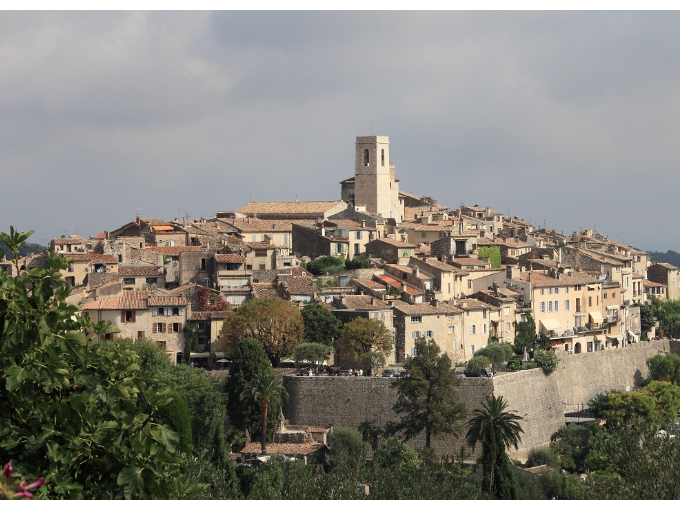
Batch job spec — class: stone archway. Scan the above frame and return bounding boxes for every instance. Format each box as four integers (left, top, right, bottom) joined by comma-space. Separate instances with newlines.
574, 342, 582, 354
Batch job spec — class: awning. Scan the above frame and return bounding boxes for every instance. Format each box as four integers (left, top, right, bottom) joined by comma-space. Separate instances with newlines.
540, 319, 562, 331
213, 352, 224, 358
606, 305, 619, 310
589, 311, 604, 322
190, 352, 210, 358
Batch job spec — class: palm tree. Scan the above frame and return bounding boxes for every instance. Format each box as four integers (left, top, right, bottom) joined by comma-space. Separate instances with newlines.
240, 369, 288, 454
465, 394, 524, 499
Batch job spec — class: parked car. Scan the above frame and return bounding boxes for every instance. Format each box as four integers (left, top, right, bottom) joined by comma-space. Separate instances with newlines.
464, 368, 493, 378
382, 369, 402, 378
454, 369, 466, 378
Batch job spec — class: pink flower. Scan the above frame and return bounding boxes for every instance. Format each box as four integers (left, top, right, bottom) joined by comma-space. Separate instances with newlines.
14, 476, 44, 499
2, 460, 12, 479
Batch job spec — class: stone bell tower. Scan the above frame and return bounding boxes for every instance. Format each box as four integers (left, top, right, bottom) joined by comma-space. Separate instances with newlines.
354, 136, 401, 221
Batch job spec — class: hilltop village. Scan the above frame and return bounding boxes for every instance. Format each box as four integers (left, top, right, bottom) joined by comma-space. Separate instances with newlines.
2, 135, 675, 367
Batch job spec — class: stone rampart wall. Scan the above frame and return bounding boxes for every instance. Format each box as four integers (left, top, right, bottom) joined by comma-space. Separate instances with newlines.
283, 339, 672, 461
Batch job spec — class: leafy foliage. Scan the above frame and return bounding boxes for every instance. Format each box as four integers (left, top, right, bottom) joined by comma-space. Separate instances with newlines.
534, 348, 559, 374
514, 312, 536, 355
526, 447, 559, 468
293, 342, 332, 371
646, 352, 680, 385
477, 245, 501, 269
303, 255, 346, 276
240, 369, 288, 454
300, 303, 342, 346
155, 390, 193, 457
361, 351, 386, 376
474, 342, 513, 365
550, 422, 600, 472
372, 437, 418, 470
392, 338, 467, 449
0, 229, 43, 261
467, 355, 491, 371
344, 258, 371, 270
0, 227, 192, 499
225, 339, 275, 443
196, 287, 230, 312
466, 395, 524, 499
217, 298, 304, 366
338, 316, 392, 363
327, 426, 366, 472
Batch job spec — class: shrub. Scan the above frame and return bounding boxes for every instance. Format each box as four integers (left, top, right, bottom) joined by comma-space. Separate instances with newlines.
526, 447, 559, 468
467, 355, 491, 371
362, 351, 386, 376
373, 438, 418, 470
534, 349, 559, 375
474, 343, 513, 365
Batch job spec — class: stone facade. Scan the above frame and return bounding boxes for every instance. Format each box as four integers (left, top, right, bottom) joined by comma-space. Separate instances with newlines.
354, 136, 403, 221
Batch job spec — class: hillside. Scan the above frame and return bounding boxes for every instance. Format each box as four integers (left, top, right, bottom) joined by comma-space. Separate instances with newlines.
0, 238, 46, 260
648, 250, 680, 268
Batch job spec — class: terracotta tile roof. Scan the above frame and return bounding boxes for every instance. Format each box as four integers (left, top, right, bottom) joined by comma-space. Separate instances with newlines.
392, 300, 462, 315
148, 296, 187, 307
373, 274, 402, 288
653, 262, 679, 271
644, 279, 666, 288
369, 238, 415, 248
354, 279, 386, 289
252, 283, 282, 300
238, 200, 346, 216
140, 218, 172, 226
240, 442, 327, 456
306, 426, 329, 433
455, 298, 497, 311
88, 253, 118, 263
81, 291, 150, 311
281, 276, 320, 296
245, 242, 277, 250
402, 286, 424, 296
451, 257, 489, 267
147, 246, 206, 256
220, 218, 312, 232
118, 265, 164, 277
52, 236, 86, 245
513, 270, 600, 287
215, 254, 246, 263
334, 295, 391, 310
416, 259, 456, 272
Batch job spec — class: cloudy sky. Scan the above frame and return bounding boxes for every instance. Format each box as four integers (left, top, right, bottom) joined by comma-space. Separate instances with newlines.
1, 10, 679, 252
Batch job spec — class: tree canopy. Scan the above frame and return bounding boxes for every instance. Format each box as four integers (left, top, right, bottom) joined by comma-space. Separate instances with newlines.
338, 316, 392, 363
300, 303, 342, 346
514, 312, 536, 355
391, 338, 467, 449
216, 298, 304, 366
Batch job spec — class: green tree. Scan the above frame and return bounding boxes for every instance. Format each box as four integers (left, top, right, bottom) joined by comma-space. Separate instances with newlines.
466, 394, 524, 499
468, 355, 491, 371
327, 426, 366, 472
155, 390, 193, 457
182, 323, 200, 362
0, 227, 195, 499
550, 422, 600, 472
646, 352, 680, 385
338, 317, 392, 363
392, 338, 467, 449
637, 302, 656, 336
240, 369, 288, 454
300, 303, 343, 346
225, 339, 274, 443
474, 342, 513, 365
533, 349, 559, 374
217, 298, 304, 366
372, 437, 418, 470
293, 342, 332, 372
361, 351, 386, 376
514, 312, 536, 355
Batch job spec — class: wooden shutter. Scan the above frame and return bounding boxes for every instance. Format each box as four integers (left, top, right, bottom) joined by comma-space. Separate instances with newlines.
178, 323, 183, 333
121, 311, 126, 322
162, 323, 167, 333
131, 310, 136, 323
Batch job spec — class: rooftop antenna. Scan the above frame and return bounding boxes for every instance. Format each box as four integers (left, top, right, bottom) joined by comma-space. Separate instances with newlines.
136, 208, 142, 218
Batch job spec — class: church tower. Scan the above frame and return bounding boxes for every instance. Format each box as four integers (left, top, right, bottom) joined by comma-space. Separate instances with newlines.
354, 136, 401, 220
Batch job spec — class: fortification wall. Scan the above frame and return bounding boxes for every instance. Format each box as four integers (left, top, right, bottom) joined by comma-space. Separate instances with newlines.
283, 339, 672, 461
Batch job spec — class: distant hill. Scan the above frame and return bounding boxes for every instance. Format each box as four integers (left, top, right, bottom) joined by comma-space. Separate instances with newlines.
648, 250, 680, 268
0, 238, 46, 260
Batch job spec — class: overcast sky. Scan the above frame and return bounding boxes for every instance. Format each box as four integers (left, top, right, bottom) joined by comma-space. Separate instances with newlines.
1, 10, 679, 252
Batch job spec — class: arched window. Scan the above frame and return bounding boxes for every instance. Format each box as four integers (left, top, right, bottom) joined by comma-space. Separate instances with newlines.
381, 149, 385, 166
363, 149, 369, 166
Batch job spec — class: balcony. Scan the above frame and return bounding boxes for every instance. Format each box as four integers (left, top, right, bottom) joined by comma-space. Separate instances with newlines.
606, 314, 618, 324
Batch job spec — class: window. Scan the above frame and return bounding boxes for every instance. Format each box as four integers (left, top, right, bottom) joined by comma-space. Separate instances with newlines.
471, 325, 476, 335
554, 300, 559, 312
354, 244, 360, 255
411, 347, 418, 357
200, 258, 206, 271
604, 292, 607, 299
197, 323, 206, 331
411, 316, 422, 323
157, 340, 166, 349
540, 302, 545, 313
123, 278, 135, 285
137, 331, 145, 339
121, 310, 135, 323
363, 149, 370, 165
156, 323, 165, 333
355, 231, 362, 240
612, 291, 616, 298
426, 330, 434, 338
482, 309, 487, 319
540, 288, 545, 295
172, 323, 182, 333
172, 307, 180, 316
68, 262, 74, 273
448, 326, 454, 333
482, 324, 487, 334
504, 307, 510, 316
505, 322, 511, 332
255, 250, 267, 257
381, 149, 385, 166
548, 301, 552, 312
589, 296, 592, 307
283, 234, 289, 245
554, 288, 559, 294
421, 232, 426, 239
470, 345, 476, 355
146, 277, 157, 285
412, 331, 421, 339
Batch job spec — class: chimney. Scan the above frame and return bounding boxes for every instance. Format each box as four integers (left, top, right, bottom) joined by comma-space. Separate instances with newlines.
414, 267, 420, 278
361, 220, 366, 228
